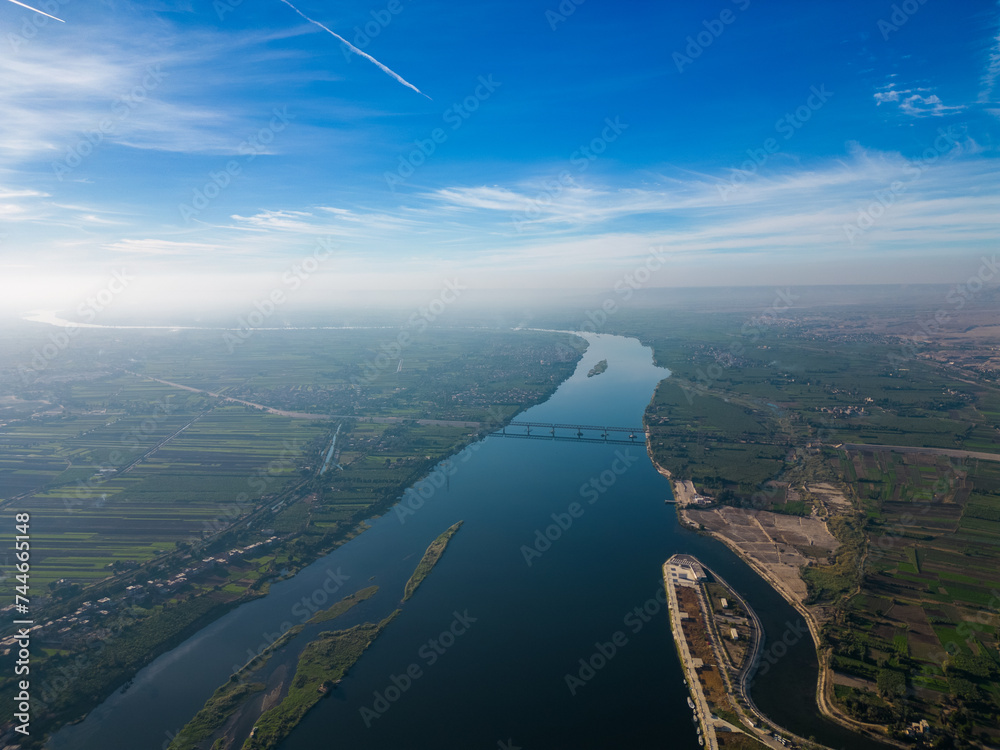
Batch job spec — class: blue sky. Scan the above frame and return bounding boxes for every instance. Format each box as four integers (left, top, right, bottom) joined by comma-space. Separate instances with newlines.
1, 0, 999, 312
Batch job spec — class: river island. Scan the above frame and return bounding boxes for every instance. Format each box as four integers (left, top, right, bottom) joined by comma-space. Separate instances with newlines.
587, 359, 609, 377
167, 521, 464, 750
664, 553, 832, 750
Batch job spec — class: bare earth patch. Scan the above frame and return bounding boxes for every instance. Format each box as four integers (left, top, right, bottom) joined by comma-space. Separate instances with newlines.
832, 673, 877, 692
683, 506, 839, 607
806, 482, 853, 515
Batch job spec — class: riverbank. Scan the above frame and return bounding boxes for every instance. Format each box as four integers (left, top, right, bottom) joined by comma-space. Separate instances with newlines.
662, 557, 719, 750
645, 441, 698, 507
648, 445, 901, 748
167, 587, 380, 750
681, 505, 905, 747
243, 611, 400, 750
663, 555, 818, 750
170, 515, 467, 750
38, 330, 592, 750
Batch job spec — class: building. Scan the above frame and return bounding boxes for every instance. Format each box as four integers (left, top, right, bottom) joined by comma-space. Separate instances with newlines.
665, 555, 708, 588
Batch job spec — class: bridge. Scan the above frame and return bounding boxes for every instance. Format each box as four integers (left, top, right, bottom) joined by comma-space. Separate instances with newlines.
489, 421, 646, 446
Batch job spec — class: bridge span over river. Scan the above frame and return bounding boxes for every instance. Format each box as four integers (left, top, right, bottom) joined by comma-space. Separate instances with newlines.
489, 421, 646, 446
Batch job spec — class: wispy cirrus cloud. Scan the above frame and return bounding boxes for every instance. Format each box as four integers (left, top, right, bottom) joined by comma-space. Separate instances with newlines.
104, 238, 230, 256
172, 142, 996, 287
0, 49, 243, 163
7, 140, 998, 297
0, 19, 358, 165
421, 140, 985, 233
874, 84, 966, 117
0, 187, 48, 199
979, 3, 1000, 103
230, 206, 426, 239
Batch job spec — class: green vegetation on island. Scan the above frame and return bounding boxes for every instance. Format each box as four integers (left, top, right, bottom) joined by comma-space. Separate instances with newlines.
0, 325, 584, 746
167, 681, 266, 750
168, 585, 379, 750
404, 521, 464, 601
241, 611, 401, 750
307, 584, 378, 625
587, 359, 608, 377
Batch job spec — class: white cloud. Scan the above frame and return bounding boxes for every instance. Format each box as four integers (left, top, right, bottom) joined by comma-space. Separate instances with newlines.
229, 206, 426, 240
979, 3, 1000, 103
104, 238, 228, 256
0, 45, 240, 162
874, 84, 965, 117
0, 19, 353, 165
0, 187, 48, 199
187, 143, 999, 288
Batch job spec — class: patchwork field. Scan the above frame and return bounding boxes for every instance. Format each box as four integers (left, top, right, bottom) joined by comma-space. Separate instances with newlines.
824, 451, 1000, 742
0, 324, 584, 745
0, 326, 583, 589
627, 306, 1000, 744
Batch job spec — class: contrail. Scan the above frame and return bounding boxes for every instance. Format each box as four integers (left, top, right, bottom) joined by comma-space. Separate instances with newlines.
6, 0, 64, 21
277, 0, 429, 99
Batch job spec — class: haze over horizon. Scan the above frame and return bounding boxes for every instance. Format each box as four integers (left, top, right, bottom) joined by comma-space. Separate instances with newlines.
3, 5, 1000, 746
1, 0, 999, 314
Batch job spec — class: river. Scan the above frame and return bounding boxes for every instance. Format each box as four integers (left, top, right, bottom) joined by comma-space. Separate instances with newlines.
49, 332, 883, 750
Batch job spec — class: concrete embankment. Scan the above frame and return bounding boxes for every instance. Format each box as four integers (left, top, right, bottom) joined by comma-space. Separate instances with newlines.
662, 560, 719, 750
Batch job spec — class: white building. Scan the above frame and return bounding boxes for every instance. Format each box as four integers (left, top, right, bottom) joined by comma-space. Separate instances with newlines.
666, 555, 708, 588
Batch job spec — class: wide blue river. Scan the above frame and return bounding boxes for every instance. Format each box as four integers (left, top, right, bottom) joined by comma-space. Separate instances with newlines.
49, 332, 881, 750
